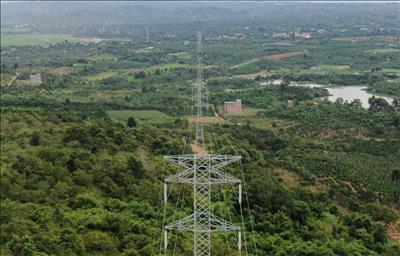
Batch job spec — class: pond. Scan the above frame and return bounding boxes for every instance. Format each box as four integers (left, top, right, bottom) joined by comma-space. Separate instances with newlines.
298, 83, 394, 109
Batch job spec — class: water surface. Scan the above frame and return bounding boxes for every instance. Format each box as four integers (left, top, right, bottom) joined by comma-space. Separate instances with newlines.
300, 84, 394, 108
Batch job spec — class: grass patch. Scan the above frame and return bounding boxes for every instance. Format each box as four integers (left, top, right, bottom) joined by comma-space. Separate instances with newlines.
1, 33, 82, 47
230, 51, 303, 70
84, 71, 119, 81
84, 63, 191, 81
382, 68, 400, 73
107, 110, 170, 124
270, 167, 303, 188
0, 74, 13, 86
366, 48, 400, 54
319, 64, 351, 72
187, 116, 227, 124
222, 106, 263, 117
87, 54, 117, 62
122, 63, 190, 73
169, 52, 192, 60
158, 63, 190, 70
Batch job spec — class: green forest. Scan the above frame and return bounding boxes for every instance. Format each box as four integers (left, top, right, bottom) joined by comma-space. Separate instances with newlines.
1, 1, 400, 256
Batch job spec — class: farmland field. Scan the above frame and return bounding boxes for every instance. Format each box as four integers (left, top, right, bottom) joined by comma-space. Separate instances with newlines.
107, 110, 170, 124
0, 33, 83, 46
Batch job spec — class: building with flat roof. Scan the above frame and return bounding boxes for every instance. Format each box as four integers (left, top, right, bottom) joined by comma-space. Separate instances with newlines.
224, 99, 242, 114
29, 74, 42, 84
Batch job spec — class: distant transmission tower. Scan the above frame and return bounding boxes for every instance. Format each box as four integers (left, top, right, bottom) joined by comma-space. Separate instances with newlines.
146, 26, 150, 43
163, 32, 243, 255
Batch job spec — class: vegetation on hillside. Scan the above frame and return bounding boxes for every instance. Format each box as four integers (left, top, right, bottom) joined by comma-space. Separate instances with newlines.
1, 2, 400, 255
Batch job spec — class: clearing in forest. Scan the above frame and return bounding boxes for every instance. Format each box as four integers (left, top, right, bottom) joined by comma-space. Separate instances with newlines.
84, 71, 119, 81
187, 116, 228, 124
107, 110, 170, 124
264, 51, 304, 61
319, 64, 351, 72
168, 52, 192, 60
191, 143, 209, 155
387, 222, 400, 242
230, 51, 303, 69
224, 106, 263, 116
270, 167, 303, 188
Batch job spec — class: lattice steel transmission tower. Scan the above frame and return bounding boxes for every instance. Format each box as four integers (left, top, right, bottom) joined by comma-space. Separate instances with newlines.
163, 32, 243, 256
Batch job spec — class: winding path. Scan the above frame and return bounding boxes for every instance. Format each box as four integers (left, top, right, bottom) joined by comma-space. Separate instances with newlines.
7, 72, 19, 87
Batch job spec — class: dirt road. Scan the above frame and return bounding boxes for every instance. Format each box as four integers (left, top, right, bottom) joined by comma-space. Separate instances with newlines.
7, 72, 19, 87
230, 51, 303, 69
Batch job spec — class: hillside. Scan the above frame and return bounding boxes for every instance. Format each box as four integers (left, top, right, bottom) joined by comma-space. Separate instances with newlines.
1, 1, 400, 255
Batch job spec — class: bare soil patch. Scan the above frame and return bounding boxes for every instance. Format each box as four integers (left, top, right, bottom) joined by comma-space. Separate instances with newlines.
387, 221, 400, 242
230, 51, 303, 69
271, 167, 303, 188
7, 72, 19, 87
191, 143, 209, 155
264, 51, 303, 61
187, 116, 228, 124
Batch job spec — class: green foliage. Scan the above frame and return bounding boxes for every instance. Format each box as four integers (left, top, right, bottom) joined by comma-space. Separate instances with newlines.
212, 86, 329, 109
127, 117, 137, 128
82, 231, 117, 253
1, 8, 400, 254
368, 96, 391, 111
262, 101, 400, 138
368, 81, 400, 97
127, 156, 144, 179
29, 131, 40, 146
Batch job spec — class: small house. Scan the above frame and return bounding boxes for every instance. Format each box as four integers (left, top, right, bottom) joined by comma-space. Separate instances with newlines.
29, 74, 42, 84
224, 99, 242, 114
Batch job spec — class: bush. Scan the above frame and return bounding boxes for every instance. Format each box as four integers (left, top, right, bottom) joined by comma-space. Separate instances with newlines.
30, 132, 40, 146
82, 231, 116, 252
70, 194, 101, 209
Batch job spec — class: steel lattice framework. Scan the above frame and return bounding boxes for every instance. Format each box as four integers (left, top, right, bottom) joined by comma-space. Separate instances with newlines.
163, 32, 243, 256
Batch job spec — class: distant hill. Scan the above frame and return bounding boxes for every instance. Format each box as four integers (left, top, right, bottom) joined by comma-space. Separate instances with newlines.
2, 1, 399, 27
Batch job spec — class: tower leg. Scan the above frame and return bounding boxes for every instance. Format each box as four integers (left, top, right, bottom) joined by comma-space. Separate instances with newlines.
238, 231, 241, 251
164, 183, 167, 203
238, 183, 242, 204
164, 230, 168, 252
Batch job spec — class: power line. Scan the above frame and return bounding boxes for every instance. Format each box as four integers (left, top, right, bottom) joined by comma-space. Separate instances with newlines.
162, 32, 243, 256
195, 31, 205, 148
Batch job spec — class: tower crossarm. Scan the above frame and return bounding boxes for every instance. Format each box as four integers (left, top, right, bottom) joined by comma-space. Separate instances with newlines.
165, 213, 240, 233
164, 154, 241, 184
165, 167, 240, 184
164, 154, 241, 169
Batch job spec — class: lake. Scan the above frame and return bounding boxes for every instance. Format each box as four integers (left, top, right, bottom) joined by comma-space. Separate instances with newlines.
298, 83, 394, 109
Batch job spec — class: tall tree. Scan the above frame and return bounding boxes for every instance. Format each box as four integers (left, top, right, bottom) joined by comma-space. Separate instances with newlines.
30, 132, 40, 146
127, 117, 137, 128
391, 169, 400, 181
127, 156, 144, 178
